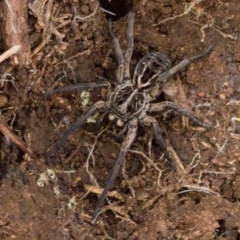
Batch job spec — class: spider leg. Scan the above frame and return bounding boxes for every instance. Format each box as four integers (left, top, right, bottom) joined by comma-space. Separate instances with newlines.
95, 111, 110, 129
92, 118, 138, 223
141, 115, 176, 170
44, 82, 110, 96
148, 101, 214, 129
115, 124, 128, 142
123, 11, 134, 80
152, 120, 176, 171
47, 101, 106, 157
108, 18, 124, 82
157, 42, 215, 83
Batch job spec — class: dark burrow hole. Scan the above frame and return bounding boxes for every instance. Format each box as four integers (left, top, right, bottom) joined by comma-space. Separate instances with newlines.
216, 219, 240, 239
99, 0, 133, 21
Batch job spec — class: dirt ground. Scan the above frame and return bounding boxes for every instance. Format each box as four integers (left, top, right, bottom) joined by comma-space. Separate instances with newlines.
0, 0, 240, 239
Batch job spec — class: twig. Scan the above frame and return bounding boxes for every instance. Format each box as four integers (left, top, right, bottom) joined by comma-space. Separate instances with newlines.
0, 45, 21, 63
73, 4, 99, 22
215, 138, 229, 154
166, 143, 185, 173
179, 184, 221, 196
0, 119, 37, 159
55, 46, 93, 66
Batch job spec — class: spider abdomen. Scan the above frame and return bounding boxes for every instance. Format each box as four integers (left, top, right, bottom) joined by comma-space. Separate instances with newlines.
133, 52, 171, 89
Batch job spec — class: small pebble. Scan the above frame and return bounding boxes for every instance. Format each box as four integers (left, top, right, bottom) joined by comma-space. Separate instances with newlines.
0, 94, 8, 107
80, 5, 89, 15
197, 91, 206, 97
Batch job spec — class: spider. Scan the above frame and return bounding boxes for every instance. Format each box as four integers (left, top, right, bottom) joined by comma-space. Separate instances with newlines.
45, 10, 214, 222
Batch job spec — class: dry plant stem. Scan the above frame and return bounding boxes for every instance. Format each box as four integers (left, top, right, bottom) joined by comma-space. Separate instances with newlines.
84, 184, 124, 202
56, 47, 93, 65
166, 143, 185, 173
2, 0, 30, 64
0, 45, 21, 63
153, 0, 203, 26
29, 0, 54, 57
0, 120, 37, 159
129, 149, 163, 186
180, 184, 221, 196
73, 4, 99, 21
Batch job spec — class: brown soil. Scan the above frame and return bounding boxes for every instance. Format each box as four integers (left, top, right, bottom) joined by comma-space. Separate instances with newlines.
0, 0, 240, 239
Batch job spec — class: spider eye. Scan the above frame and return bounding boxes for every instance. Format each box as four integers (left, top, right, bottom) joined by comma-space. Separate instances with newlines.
116, 119, 124, 127
108, 113, 116, 121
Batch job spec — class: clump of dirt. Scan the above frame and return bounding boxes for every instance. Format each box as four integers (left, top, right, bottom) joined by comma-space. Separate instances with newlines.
0, 0, 240, 239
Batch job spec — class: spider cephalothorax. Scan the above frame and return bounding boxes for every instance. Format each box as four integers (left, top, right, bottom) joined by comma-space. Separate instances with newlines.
108, 53, 171, 121
45, 10, 214, 222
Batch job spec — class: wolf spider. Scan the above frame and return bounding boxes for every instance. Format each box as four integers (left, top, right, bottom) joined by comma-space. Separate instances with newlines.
45, 11, 214, 222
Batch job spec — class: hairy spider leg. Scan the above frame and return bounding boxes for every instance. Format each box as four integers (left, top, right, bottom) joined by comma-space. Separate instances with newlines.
47, 101, 106, 157
148, 101, 214, 129
152, 119, 176, 171
108, 11, 135, 83
92, 118, 138, 223
115, 124, 128, 142
123, 11, 134, 81
140, 115, 176, 171
44, 82, 110, 96
157, 42, 215, 84
95, 111, 110, 129
108, 18, 124, 83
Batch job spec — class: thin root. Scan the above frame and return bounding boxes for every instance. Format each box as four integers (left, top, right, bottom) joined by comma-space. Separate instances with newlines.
129, 149, 163, 186
153, 0, 203, 26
